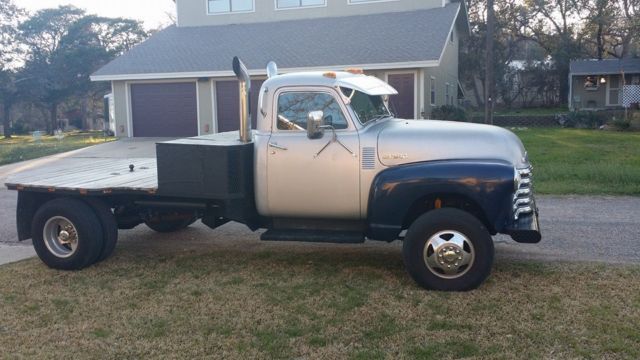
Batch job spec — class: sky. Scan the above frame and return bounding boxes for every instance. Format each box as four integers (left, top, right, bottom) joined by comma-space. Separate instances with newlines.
15, 0, 177, 29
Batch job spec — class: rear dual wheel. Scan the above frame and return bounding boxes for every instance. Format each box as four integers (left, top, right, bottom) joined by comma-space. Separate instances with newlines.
31, 198, 118, 270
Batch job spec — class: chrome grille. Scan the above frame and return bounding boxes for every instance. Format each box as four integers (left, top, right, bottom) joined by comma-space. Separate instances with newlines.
362, 147, 376, 170
513, 166, 534, 220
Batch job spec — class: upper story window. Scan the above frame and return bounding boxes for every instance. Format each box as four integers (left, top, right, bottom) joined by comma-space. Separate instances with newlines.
208, 0, 254, 14
349, 0, 393, 3
277, 0, 326, 9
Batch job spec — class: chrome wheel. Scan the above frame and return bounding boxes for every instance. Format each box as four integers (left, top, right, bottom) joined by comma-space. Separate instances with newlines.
43, 216, 79, 258
423, 230, 475, 279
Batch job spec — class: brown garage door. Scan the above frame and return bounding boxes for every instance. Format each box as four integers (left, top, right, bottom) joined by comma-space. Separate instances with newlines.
130, 82, 198, 137
387, 74, 415, 119
216, 79, 264, 132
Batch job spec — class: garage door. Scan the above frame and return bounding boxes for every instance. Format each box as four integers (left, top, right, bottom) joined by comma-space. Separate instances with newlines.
130, 82, 198, 137
216, 80, 264, 133
387, 74, 415, 119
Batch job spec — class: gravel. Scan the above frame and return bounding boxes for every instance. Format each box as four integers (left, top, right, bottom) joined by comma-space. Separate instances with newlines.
1, 140, 638, 265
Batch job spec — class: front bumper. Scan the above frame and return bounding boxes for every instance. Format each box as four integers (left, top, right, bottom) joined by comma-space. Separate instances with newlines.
504, 209, 541, 243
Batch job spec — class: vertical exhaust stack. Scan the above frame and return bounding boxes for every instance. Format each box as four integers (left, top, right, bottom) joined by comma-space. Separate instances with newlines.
233, 57, 252, 143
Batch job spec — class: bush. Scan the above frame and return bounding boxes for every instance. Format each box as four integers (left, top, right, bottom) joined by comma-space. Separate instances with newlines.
431, 105, 467, 122
11, 122, 32, 135
557, 111, 605, 129
609, 117, 631, 131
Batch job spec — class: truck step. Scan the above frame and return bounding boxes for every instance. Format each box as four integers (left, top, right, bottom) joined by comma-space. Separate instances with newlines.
261, 229, 365, 244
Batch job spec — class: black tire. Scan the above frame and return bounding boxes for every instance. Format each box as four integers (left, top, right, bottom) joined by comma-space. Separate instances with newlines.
31, 198, 104, 270
84, 198, 118, 263
144, 214, 195, 233
402, 208, 494, 291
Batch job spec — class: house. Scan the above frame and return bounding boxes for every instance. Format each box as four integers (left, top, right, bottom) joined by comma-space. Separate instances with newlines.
569, 58, 640, 110
91, 0, 469, 137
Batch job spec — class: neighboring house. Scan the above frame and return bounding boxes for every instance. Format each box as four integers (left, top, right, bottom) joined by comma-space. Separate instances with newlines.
569, 58, 640, 110
91, 0, 469, 138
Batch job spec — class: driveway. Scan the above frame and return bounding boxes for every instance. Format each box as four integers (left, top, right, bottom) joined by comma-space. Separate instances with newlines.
1, 139, 639, 265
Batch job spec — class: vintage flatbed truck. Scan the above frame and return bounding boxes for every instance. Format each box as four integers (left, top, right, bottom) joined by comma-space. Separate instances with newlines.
6, 58, 540, 291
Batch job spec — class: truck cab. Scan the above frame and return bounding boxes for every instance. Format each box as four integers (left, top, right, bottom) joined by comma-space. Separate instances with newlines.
7, 58, 540, 291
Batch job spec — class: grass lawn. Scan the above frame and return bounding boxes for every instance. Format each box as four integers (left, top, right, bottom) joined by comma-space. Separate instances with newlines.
513, 128, 640, 195
0, 132, 115, 166
0, 246, 638, 359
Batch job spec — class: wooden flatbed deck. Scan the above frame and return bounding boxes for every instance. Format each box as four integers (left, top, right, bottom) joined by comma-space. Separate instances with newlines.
5, 158, 158, 195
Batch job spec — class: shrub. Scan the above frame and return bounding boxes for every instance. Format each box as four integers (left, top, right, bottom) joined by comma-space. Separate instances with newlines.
558, 111, 605, 129
431, 105, 467, 122
11, 122, 32, 135
609, 117, 631, 131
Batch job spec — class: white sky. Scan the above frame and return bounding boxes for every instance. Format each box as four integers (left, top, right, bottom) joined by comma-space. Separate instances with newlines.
15, 0, 177, 29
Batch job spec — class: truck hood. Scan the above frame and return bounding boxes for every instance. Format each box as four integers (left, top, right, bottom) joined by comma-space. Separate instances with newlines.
377, 119, 528, 167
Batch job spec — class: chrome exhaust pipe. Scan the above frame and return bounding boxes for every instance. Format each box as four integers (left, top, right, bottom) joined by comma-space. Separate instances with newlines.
233, 56, 251, 143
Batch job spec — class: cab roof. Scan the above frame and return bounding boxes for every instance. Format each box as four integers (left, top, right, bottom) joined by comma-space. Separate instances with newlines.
261, 71, 398, 96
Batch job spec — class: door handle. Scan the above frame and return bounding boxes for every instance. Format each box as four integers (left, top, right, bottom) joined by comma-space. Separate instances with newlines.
269, 142, 288, 151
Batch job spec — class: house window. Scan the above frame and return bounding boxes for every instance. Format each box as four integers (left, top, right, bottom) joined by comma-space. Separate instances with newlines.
450, 29, 454, 43
208, 0, 254, 14
277, 0, 325, 9
349, 0, 390, 3
430, 77, 436, 105
584, 76, 599, 91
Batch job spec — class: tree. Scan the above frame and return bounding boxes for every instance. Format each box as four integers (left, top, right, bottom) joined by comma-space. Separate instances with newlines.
19, 6, 148, 134
524, 0, 586, 104
461, 0, 532, 109
19, 6, 86, 134
0, 0, 24, 138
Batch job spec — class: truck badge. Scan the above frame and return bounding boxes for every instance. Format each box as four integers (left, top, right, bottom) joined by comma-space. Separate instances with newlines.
382, 153, 409, 160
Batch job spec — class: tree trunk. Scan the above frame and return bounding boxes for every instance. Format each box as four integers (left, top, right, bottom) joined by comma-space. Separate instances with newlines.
472, 77, 485, 108
558, 67, 569, 105
484, 0, 495, 124
49, 103, 58, 135
3, 102, 12, 139
596, 22, 604, 60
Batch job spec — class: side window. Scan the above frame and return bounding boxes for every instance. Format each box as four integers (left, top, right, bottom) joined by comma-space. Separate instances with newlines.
277, 92, 348, 131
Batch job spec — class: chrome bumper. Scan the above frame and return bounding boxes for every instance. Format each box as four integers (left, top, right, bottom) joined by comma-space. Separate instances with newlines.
504, 207, 541, 243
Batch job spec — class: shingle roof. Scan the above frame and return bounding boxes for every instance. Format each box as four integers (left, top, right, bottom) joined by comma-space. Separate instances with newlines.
570, 58, 640, 75
92, 3, 461, 80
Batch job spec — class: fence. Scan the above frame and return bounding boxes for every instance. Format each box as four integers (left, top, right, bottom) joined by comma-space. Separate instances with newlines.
469, 115, 559, 127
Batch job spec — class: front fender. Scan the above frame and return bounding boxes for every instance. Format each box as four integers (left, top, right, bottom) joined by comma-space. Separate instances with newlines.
366, 160, 515, 241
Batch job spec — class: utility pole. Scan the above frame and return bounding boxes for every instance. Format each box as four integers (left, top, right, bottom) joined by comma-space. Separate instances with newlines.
485, 0, 495, 125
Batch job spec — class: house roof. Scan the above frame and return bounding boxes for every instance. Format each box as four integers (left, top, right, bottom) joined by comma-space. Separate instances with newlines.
92, 3, 462, 81
570, 58, 640, 75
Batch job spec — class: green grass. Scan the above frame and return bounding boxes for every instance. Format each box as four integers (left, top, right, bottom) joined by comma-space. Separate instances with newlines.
0, 132, 115, 166
0, 246, 638, 359
513, 128, 640, 195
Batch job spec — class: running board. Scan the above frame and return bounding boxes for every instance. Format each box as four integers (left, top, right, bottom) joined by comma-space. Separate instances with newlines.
261, 229, 365, 244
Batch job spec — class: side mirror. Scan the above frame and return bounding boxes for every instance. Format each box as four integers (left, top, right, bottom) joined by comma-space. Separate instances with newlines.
307, 111, 325, 139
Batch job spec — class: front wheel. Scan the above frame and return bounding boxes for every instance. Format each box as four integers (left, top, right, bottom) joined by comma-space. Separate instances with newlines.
402, 208, 494, 291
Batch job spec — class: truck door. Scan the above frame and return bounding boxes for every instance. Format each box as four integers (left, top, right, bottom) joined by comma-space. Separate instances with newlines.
266, 88, 361, 219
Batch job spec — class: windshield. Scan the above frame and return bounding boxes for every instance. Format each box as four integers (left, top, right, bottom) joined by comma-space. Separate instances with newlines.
341, 87, 392, 125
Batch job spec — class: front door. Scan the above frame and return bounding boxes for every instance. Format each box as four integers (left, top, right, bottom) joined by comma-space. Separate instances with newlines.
266, 88, 361, 219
